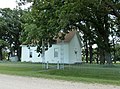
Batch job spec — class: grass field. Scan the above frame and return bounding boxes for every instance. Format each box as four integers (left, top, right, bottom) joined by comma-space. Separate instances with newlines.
0, 62, 120, 85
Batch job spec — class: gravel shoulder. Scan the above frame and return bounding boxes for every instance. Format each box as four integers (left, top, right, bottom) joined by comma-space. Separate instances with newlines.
0, 74, 120, 89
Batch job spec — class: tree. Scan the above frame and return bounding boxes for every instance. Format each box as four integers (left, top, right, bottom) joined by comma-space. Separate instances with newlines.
115, 43, 120, 61
21, 0, 64, 55
0, 8, 23, 61
0, 10, 9, 60
21, 0, 120, 64
57, 0, 120, 64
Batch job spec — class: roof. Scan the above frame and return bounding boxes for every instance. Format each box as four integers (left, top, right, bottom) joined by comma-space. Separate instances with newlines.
56, 31, 76, 43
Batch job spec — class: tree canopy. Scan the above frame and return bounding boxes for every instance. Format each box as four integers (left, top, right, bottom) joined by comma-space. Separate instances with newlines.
0, 0, 120, 63
21, 0, 120, 64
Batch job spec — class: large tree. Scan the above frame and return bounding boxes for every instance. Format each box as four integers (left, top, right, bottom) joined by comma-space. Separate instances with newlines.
21, 0, 64, 56
57, 0, 120, 64
21, 0, 120, 64
0, 8, 23, 61
0, 9, 9, 60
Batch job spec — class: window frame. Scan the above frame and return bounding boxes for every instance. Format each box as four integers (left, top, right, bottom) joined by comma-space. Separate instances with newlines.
54, 48, 59, 58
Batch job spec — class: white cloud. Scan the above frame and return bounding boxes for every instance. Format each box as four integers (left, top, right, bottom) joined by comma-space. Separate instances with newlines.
0, 0, 17, 9
0, 0, 32, 10
19, 2, 32, 9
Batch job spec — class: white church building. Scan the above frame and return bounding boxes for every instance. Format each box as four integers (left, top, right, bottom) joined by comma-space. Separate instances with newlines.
21, 31, 82, 64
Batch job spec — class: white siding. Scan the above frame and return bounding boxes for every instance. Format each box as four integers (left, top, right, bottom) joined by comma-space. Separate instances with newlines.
21, 44, 70, 64
21, 33, 82, 64
63, 44, 69, 63
69, 34, 82, 64
45, 44, 60, 63
21, 45, 41, 62
45, 44, 69, 64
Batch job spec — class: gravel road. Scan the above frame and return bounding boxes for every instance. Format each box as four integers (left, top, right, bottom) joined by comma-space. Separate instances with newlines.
0, 74, 120, 89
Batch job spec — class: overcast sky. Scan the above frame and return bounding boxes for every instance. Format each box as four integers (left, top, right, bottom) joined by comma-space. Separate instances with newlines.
0, 0, 16, 9
0, 0, 31, 9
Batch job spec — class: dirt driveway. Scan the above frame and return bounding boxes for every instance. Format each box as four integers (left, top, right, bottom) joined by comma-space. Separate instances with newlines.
0, 74, 120, 89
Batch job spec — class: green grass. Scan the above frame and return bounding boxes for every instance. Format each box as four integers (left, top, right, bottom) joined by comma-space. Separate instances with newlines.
0, 62, 120, 85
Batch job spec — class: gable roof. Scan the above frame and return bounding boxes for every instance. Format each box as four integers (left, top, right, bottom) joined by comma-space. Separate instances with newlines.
57, 31, 76, 43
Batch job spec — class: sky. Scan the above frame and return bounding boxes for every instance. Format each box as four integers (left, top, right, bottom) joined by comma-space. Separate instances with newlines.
0, 0, 31, 9
0, 0, 17, 9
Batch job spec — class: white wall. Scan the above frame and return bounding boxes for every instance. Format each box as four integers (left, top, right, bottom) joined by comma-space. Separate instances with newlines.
44, 44, 69, 64
21, 33, 82, 64
45, 44, 60, 63
21, 45, 41, 62
21, 44, 70, 64
69, 33, 82, 64
63, 43, 69, 63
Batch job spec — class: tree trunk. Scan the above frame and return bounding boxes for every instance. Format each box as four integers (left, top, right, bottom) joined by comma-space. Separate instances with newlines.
99, 48, 105, 64
104, 14, 112, 64
85, 41, 88, 63
89, 40, 93, 64
113, 39, 116, 63
96, 48, 99, 64
8, 52, 10, 61
0, 47, 2, 60
17, 46, 21, 61
105, 51, 112, 64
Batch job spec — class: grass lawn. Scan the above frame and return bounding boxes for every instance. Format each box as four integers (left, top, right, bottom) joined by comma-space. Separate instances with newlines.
0, 62, 120, 85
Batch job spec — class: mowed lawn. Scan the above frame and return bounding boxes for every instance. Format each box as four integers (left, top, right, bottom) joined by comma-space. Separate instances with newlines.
0, 62, 120, 85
